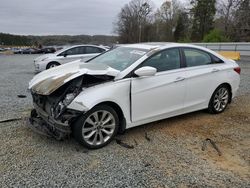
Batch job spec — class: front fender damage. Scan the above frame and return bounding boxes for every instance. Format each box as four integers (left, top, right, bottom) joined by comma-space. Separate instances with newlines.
29, 73, 116, 140
32, 72, 76, 95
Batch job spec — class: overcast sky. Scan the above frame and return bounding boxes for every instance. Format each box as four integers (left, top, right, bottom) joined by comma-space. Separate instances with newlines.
0, 0, 168, 36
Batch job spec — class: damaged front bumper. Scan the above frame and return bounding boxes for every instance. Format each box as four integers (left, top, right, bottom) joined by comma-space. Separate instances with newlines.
28, 103, 80, 140
27, 63, 118, 140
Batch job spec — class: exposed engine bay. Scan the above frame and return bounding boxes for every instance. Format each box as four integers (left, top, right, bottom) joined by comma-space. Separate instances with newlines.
29, 74, 115, 140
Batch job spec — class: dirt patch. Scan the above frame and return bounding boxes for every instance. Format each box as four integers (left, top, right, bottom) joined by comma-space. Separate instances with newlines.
155, 95, 250, 179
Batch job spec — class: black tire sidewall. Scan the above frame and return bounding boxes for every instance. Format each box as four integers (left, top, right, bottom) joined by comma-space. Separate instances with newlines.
72, 105, 119, 149
47, 62, 59, 69
208, 85, 230, 114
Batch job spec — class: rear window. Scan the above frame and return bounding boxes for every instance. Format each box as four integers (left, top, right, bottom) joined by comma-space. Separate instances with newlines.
86, 46, 105, 54
184, 48, 212, 67
212, 54, 224, 63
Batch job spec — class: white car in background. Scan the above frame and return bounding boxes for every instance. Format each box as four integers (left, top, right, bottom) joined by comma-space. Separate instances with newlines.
34, 45, 107, 72
28, 43, 240, 149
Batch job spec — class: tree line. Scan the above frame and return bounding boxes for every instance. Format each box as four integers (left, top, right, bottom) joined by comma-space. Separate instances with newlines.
1, 0, 249, 46
114, 0, 250, 43
0, 33, 117, 46
0, 33, 32, 46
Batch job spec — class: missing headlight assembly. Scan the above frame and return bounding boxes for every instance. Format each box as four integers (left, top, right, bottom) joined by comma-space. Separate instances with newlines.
29, 74, 114, 140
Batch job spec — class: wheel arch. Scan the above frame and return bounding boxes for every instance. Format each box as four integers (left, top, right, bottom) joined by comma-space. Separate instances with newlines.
93, 101, 126, 134
46, 61, 60, 69
213, 82, 232, 103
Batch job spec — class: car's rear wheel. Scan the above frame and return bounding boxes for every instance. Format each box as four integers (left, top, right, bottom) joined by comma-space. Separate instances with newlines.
46, 62, 60, 69
208, 85, 230, 114
72, 105, 119, 149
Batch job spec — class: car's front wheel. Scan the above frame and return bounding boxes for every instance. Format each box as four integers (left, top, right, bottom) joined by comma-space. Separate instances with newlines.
208, 85, 231, 114
72, 105, 119, 149
46, 62, 60, 69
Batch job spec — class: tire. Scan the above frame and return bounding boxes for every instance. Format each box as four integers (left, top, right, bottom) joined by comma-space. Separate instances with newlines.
72, 105, 119, 149
46, 62, 60, 69
208, 85, 231, 114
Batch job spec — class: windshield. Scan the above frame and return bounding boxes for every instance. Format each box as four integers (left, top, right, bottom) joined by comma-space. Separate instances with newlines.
86, 47, 148, 71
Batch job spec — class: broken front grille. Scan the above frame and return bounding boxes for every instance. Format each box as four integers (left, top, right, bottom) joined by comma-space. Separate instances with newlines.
32, 93, 52, 115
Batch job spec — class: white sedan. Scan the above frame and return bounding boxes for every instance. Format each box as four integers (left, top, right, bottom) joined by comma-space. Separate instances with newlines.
33, 45, 107, 72
28, 43, 240, 149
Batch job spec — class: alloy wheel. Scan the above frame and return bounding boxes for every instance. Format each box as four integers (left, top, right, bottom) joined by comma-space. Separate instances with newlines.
213, 87, 229, 112
82, 110, 116, 146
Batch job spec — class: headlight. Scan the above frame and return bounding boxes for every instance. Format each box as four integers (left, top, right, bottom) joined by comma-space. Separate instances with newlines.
63, 93, 76, 106
52, 92, 78, 119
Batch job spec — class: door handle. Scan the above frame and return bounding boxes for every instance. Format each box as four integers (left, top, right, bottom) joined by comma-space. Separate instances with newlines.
174, 77, 185, 82
211, 68, 220, 73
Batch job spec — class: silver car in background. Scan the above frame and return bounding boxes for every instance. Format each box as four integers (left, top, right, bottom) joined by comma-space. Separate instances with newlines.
34, 45, 108, 72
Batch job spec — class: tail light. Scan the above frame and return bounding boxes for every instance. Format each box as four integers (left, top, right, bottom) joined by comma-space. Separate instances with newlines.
234, 67, 241, 75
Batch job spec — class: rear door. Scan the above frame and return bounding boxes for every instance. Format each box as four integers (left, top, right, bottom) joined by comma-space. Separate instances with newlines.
181, 48, 226, 110
131, 48, 187, 122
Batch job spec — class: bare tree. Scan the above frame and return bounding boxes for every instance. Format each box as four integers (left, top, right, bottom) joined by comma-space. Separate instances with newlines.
114, 0, 248, 43
234, 0, 250, 41
154, 0, 182, 41
114, 0, 153, 43
217, 0, 241, 36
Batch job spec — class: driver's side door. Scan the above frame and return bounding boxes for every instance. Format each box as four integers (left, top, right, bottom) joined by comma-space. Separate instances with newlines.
131, 48, 186, 123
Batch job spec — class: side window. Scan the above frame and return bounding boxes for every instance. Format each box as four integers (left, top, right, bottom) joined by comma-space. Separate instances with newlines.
141, 48, 181, 72
184, 48, 212, 67
77, 47, 85, 54
212, 54, 224, 63
64, 47, 83, 56
99, 48, 106, 53
85, 47, 103, 54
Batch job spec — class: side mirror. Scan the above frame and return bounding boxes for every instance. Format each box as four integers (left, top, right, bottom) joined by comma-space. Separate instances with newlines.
134, 66, 157, 77
63, 53, 67, 57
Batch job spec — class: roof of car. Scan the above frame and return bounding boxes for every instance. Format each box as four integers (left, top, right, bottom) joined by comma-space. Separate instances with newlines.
118, 42, 170, 49
115, 42, 228, 61
70, 44, 107, 48
117, 42, 201, 50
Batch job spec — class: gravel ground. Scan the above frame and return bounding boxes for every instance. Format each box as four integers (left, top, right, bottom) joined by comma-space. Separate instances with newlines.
0, 54, 38, 120
0, 55, 249, 187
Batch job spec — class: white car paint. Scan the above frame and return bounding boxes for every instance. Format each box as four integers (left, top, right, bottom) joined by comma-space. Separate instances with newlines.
29, 60, 119, 95
131, 68, 186, 122
134, 66, 157, 77
29, 43, 240, 131
33, 45, 107, 72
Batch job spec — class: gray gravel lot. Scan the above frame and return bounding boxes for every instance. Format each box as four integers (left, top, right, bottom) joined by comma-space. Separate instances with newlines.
0, 55, 38, 120
0, 54, 249, 187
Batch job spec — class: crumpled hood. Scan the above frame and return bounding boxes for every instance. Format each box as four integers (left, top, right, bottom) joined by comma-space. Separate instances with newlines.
29, 60, 120, 95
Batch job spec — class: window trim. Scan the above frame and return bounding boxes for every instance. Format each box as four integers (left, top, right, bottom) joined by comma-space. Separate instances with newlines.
57, 46, 85, 56
126, 47, 184, 78
85, 48, 109, 62
180, 47, 224, 68
85, 46, 105, 54
211, 53, 224, 64
97, 47, 106, 53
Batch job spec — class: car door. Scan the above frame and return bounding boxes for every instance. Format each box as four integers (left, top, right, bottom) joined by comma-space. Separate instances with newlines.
181, 48, 226, 110
131, 48, 186, 122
